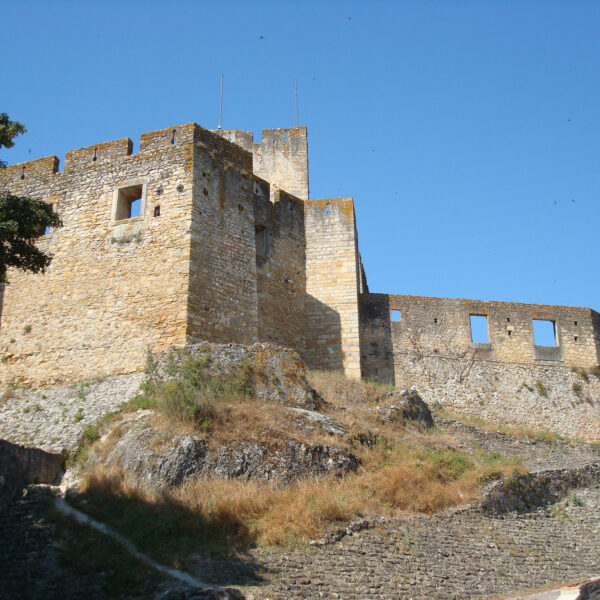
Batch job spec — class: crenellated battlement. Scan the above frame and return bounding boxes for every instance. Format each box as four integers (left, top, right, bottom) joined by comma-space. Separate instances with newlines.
213, 126, 309, 200
0, 156, 60, 187
1, 118, 599, 441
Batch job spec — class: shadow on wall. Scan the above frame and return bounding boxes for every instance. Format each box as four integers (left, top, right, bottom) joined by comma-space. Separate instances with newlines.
304, 293, 343, 372
0, 283, 3, 342
0, 439, 65, 489
359, 294, 396, 385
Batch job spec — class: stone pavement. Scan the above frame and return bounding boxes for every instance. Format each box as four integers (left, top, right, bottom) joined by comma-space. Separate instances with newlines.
231, 485, 600, 599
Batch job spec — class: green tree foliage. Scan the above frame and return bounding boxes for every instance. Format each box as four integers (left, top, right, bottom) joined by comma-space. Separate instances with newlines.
0, 194, 62, 280
0, 113, 62, 281
0, 113, 26, 168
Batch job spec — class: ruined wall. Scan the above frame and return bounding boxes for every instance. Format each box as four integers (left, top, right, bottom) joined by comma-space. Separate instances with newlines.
360, 292, 600, 440
0, 123, 198, 386
187, 126, 259, 346
213, 127, 309, 201
254, 184, 306, 352
304, 198, 362, 379
360, 293, 600, 382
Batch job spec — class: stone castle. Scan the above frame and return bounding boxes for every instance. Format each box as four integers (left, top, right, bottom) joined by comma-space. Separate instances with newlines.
1, 122, 599, 439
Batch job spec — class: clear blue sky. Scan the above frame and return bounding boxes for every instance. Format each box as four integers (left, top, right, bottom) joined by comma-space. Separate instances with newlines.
2, 1, 599, 309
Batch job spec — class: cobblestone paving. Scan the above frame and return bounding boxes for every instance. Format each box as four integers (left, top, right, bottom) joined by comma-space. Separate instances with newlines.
234, 486, 600, 600
0, 485, 107, 600
436, 418, 600, 472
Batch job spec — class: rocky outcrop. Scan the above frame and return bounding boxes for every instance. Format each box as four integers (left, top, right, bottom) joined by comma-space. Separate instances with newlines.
154, 342, 323, 410
100, 413, 359, 488
377, 389, 434, 428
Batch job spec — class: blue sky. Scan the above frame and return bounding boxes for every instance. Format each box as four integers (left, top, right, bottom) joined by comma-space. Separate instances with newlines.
2, 1, 599, 309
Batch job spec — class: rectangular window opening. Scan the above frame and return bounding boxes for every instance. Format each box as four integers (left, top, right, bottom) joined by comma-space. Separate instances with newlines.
470, 314, 489, 343
115, 184, 143, 220
255, 226, 269, 259
391, 309, 401, 322
533, 319, 557, 347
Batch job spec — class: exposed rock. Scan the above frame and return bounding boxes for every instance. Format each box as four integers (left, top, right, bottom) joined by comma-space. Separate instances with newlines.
348, 431, 378, 448
377, 389, 434, 428
154, 342, 323, 410
291, 407, 345, 436
481, 462, 600, 514
101, 413, 360, 488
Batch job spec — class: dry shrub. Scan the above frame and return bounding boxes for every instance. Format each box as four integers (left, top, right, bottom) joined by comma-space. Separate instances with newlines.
307, 369, 390, 407
76, 438, 524, 553
71, 368, 525, 554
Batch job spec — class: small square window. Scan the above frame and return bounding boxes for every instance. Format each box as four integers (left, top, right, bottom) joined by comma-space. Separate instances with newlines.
391, 309, 401, 322
114, 184, 144, 221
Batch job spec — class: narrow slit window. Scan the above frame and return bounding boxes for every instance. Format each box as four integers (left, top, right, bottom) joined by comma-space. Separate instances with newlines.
391, 309, 401, 322
255, 226, 269, 259
533, 319, 557, 346
115, 184, 143, 220
470, 315, 489, 343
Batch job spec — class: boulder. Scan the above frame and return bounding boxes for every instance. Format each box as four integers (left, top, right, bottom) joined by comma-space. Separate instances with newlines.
154, 342, 323, 410
377, 389, 434, 428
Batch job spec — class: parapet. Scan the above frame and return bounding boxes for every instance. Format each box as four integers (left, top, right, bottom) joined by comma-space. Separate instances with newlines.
212, 126, 309, 201
0, 155, 60, 187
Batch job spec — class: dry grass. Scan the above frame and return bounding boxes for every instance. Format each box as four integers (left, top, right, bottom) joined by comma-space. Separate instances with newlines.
71, 366, 525, 556
433, 405, 566, 443
77, 440, 523, 553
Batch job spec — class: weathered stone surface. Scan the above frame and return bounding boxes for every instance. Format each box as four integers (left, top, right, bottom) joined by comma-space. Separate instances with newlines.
376, 389, 434, 428
155, 342, 323, 410
102, 413, 359, 487
0, 372, 144, 452
481, 462, 600, 515
291, 407, 346, 436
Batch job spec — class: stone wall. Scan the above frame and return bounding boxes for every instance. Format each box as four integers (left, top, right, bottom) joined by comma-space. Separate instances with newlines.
213, 127, 309, 201
0, 439, 64, 486
360, 292, 600, 441
187, 125, 259, 346
396, 354, 600, 441
0, 123, 198, 386
304, 198, 362, 379
360, 293, 600, 383
254, 186, 306, 352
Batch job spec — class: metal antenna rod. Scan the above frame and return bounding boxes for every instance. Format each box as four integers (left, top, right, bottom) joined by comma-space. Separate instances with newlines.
218, 73, 224, 129
294, 78, 299, 126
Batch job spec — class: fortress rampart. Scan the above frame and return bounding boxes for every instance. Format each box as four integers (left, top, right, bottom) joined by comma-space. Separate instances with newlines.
1, 120, 599, 439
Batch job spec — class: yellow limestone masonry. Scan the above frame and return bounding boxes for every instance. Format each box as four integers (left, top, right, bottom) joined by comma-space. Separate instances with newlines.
1, 121, 600, 437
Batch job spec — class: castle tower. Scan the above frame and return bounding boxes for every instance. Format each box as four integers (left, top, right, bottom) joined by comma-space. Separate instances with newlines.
213, 127, 309, 201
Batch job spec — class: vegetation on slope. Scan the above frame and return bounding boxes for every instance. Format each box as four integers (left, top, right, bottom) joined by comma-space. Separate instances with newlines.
69, 354, 525, 561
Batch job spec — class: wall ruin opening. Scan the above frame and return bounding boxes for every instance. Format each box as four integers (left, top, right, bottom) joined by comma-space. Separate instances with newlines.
533, 319, 557, 347
470, 314, 489, 344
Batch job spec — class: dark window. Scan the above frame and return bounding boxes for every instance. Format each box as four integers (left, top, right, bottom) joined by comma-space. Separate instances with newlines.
255, 226, 269, 259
